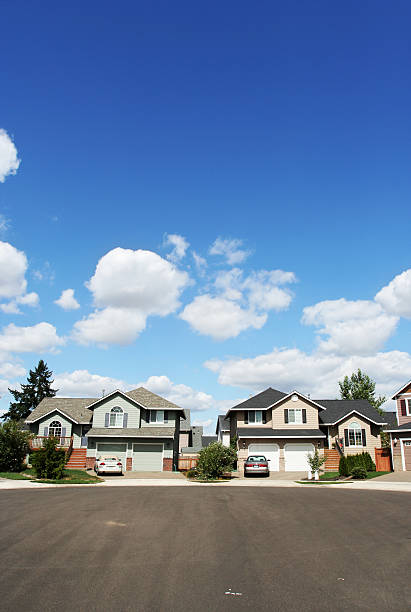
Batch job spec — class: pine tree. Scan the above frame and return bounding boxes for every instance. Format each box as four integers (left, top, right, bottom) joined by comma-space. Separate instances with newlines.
2, 360, 58, 421
339, 369, 386, 415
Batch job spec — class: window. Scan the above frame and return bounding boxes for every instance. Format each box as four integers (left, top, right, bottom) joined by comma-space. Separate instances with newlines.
348, 422, 362, 446
408, 399, 411, 416
49, 420, 62, 437
109, 407, 123, 427
149, 410, 164, 424
288, 409, 303, 424
247, 410, 263, 424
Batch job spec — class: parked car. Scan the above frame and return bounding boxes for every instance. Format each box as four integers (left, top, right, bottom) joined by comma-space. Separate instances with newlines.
94, 456, 123, 475
244, 455, 270, 476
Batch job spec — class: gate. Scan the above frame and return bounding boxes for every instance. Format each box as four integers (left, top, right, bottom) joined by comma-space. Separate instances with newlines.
375, 448, 392, 472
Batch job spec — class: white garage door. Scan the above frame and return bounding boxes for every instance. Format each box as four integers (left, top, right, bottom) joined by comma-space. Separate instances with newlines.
284, 443, 314, 471
97, 443, 127, 468
133, 443, 163, 471
248, 443, 279, 471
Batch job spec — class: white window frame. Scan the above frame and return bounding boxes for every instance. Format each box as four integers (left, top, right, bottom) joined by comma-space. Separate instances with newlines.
407, 399, 411, 416
149, 410, 164, 424
109, 407, 124, 428
248, 410, 263, 424
288, 409, 303, 424
348, 422, 362, 447
49, 420, 62, 437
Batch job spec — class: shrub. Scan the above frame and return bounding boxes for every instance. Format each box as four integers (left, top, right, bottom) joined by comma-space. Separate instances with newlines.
345, 452, 375, 473
350, 466, 367, 479
307, 449, 326, 473
185, 467, 198, 479
339, 455, 349, 477
196, 442, 237, 480
0, 421, 31, 472
31, 437, 67, 480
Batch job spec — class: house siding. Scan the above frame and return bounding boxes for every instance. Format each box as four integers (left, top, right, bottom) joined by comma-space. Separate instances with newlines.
38, 412, 73, 437
332, 415, 381, 457
271, 397, 320, 429
236, 410, 272, 427
92, 394, 140, 428
396, 392, 411, 427
390, 431, 411, 471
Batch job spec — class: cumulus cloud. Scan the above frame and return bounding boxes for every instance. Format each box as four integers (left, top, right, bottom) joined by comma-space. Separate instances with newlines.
205, 347, 411, 406
138, 375, 214, 412
209, 237, 251, 265
54, 370, 128, 397
0, 322, 65, 354
192, 251, 207, 275
0, 241, 28, 299
55, 289, 80, 311
0, 129, 20, 183
164, 234, 189, 262
375, 269, 411, 318
0, 292, 39, 314
302, 298, 399, 356
73, 247, 190, 345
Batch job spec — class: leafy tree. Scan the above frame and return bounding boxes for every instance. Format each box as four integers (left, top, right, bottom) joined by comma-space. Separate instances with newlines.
0, 421, 31, 472
2, 360, 58, 421
196, 442, 237, 480
31, 437, 67, 480
339, 369, 386, 415
307, 449, 326, 476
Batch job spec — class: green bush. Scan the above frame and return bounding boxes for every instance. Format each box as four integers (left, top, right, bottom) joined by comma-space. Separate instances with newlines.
0, 421, 31, 472
196, 442, 237, 480
31, 437, 67, 480
185, 467, 198, 479
350, 466, 367, 479
339, 455, 349, 477
345, 452, 375, 473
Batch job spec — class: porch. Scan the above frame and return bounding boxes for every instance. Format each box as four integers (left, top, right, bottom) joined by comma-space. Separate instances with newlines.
29, 436, 73, 451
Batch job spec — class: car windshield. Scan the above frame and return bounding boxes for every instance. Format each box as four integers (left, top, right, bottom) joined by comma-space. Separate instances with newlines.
100, 457, 118, 461
247, 456, 266, 462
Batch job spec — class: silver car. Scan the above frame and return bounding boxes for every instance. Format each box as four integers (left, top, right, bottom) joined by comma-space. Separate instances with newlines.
94, 455, 123, 475
244, 455, 270, 476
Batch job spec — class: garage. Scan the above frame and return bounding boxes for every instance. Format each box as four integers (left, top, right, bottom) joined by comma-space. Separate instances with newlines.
96, 443, 127, 469
284, 443, 314, 471
404, 441, 411, 470
248, 443, 279, 471
133, 443, 163, 471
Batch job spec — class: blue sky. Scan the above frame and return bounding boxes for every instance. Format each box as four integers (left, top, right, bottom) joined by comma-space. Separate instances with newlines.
1, 1, 410, 430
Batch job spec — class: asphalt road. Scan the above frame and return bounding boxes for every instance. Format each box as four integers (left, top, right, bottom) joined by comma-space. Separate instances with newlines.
0, 487, 410, 612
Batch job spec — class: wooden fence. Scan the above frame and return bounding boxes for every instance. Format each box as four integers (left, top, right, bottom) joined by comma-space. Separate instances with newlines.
375, 448, 392, 472
178, 457, 198, 471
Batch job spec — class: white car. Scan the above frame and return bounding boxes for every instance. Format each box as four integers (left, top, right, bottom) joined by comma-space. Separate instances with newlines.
94, 455, 123, 475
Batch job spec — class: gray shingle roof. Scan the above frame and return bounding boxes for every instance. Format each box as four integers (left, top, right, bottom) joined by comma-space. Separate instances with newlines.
202, 435, 217, 447
125, 387, 183, 411
87, 427, 175, 438
237, 428, 326, 438
230, 388, 287, 411
315, 400, 387, 425
381, 411, 397, 429
26, 397, 96, 424
216, 415, 230, 433
180, 409, 191, 431
385, 422, 411, 432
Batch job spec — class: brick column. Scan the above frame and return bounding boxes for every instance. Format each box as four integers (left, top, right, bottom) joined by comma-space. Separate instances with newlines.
163, 458, 172, 471
86, 456, 95, 469
126, 458, 132, 471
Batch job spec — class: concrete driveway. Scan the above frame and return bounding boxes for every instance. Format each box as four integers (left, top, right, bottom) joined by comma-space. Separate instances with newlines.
1, 487, 409, 611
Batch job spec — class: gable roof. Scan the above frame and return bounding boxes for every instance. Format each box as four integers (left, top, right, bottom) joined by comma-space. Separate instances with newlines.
315, 399, 387, 425
26, 397, 95, 424
125, 387, 183, 411
180, 409, 191, 431
391, 379, 411, 399
228, 388, 287, 412
216, 415, 230, 434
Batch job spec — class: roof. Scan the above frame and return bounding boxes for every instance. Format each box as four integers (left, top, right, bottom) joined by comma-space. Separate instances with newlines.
216, 414, 230, 434
202, 435, 217, 447
26, 397, 96, 424
385, 422, 411, 433
315, 400, 387, 425
391, 379, 411, 399
180, 409, 191, 431
237, 428, 326, 438
228, 388, 287, 412
87, 427, 175, 438
381, 411, 397, 429
125, 387, 183, 411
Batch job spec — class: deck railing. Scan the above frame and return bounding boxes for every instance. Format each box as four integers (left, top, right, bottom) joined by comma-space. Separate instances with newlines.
178, 457, 198, 471
30, 436, 73, 450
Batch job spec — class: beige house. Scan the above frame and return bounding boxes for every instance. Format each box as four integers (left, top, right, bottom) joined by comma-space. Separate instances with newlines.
225, 387, 387, 473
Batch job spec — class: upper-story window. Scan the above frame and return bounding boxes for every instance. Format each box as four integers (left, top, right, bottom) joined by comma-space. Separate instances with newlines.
149, 410, 165, 424
348, 422, 362, 446
49, 420, 62, 437
109, 407, 123, 427
399, 398, 411, 417
244, 410, 266, 424
284, 408, 307, 424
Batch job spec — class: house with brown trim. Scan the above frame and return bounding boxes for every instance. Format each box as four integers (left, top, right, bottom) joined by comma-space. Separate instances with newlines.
386, 379, 411, 471
225, 387, 387, 473
25, 387, 186, 472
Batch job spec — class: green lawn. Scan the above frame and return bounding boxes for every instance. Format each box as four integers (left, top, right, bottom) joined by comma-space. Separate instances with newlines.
0, 468, 102, 484
319, 471, 391, 481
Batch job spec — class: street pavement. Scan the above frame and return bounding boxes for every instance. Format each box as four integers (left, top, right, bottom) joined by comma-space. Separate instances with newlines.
0, 487, 410, 611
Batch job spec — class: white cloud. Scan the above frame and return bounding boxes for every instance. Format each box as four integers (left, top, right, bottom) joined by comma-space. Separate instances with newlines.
375, 269, 411, 318
0, 361, 26, 379
302, 298, 398, 356
164, 234, 189, 262
192, 251, 207, 275
0, 129, 20, 183
180, 295, 267, 340
55, 288, 80, 311
54, 370, 128, 397
205, 347, 411, 406
0, 214, 10, 235
0, 292, 39, 315
0, 322, 65, 354
138, 375, 214, 412
73, 247, 190, 346
0, 301, 21, 314
209, 237, 251, 265
0, 241, 28, 299
192, 418, 213, 428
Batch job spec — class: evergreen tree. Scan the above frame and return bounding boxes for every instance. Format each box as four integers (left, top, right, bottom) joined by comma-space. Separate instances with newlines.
2, 360, 58, 421
339, 369, 386, 415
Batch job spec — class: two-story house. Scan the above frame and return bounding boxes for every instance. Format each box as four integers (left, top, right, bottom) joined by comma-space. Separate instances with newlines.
26, 387, 186, 472
386, 379, 411, 471
226, 387, 387, 472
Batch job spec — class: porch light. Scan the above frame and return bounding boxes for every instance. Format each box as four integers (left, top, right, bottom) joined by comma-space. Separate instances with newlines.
393, 438, 398, 446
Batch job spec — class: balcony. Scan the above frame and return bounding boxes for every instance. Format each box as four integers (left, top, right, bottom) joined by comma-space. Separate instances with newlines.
30, 436, 73, 450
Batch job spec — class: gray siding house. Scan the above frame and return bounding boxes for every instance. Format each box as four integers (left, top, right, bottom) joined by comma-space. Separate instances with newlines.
26, 387, 186, 471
